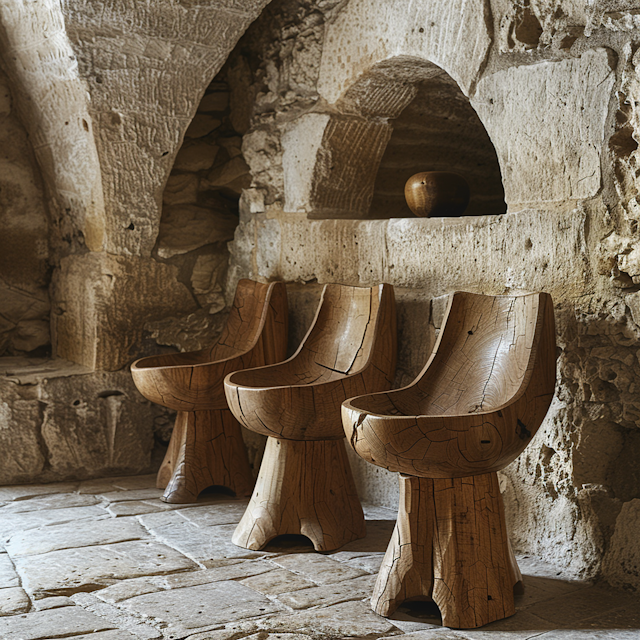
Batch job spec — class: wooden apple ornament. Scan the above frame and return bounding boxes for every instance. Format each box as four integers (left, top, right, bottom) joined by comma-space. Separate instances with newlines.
404, 171, 470, 217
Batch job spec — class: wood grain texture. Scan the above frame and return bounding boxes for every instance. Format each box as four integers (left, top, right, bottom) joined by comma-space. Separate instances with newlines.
226, 283, 397, 551
343, 291, 555, 628
372, 472, 522, 628
404, 171, 471, 218
343, 292, 556, 477
225, 283, 397, 441
232, 437, 366, 551
131, 279, 288, 503
158, 409, 255, 503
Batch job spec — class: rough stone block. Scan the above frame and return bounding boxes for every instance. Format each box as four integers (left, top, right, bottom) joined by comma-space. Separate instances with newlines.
602, 498, 640, 590
163, 173, 200, 206
156, 205, 239, 258
240, 568, 316, 596
53, 252, 197, 370
0, 586, 30, 615
282, 114, 330, 213
119, 580, 282, 635
6, 516, 148, 558
318, 0, 491, 101
0, 606, 114, 640
277, 574, 376, 609
15, 540, 196, 597
472, 49, 615, 206
0, 505, 107, 540
174, 141, 219, 172
271, 554, 367, 585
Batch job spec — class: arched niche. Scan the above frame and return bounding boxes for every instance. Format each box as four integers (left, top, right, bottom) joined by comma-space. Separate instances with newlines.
282, 56, 505, 219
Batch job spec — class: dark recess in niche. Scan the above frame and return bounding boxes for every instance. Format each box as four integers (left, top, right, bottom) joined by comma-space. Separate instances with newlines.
368, 77, 507, 219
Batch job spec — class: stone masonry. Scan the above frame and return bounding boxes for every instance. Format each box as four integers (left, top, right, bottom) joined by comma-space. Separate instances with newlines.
1, 0, 640, 605
0, 476, 639, 639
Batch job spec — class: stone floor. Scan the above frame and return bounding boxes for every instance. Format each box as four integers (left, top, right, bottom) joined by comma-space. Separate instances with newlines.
1, 475, 639, 640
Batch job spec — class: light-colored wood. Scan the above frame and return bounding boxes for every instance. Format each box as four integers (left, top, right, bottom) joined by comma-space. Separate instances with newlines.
131, 279, 288, 503
225, 283, 397, 441
342, 291, 555, 629
343, 292, 556, 478
225, 283, 397, 550
159, 409, 255, 503
404, 171, 470, 218
373, 472, 522, 629
232, 437, 366, 551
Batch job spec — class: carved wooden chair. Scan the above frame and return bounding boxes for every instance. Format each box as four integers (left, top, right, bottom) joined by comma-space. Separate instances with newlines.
342, 291, 556, 629
224, 283, 397, 552
131, 279, 288, 504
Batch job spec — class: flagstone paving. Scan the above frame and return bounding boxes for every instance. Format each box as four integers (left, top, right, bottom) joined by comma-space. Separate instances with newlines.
0, 474, 639, 639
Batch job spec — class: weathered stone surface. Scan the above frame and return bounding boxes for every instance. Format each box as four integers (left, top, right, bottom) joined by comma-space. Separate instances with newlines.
163, 174, 200, 206
0, 506, 107, 540
72, 592, 163, 640
0, 379, 48, 483
318, 0, 491, 101
271, 554, 367, 585
107, 501, 169, 517
138, 511, 261, 564
206, 156, 252, 195
6, 517, 148, 557
33, 595, 75, 611
472, 50, 615, 207
186, 115, 222, 138
0, 481, 80, 502
0, 586, 30, 615
156, 205, 238, 258
98, 488, 165, 503
15, 540, 195, 596
0, 1, 106, 254
200, 92, 229, 113
144, 308, 228, 353
53, 252, 197, 370
94, 576, 166, 604
65, 631, 140, 640
0, 68, 50, 353
277, 574, 376, 609
37, 372, 158, 480
119, 581, 282, 635
602, 498, 640, 590
191, 252, 228, 314
162, 560, 274, 590
281, 114, 330, 213
240, 568, 315, 596
176, 501, 252, 527
0, 493, 98, 514
238, 601, 399, 637
0, 606, 113, 640
174, 142, 219, 172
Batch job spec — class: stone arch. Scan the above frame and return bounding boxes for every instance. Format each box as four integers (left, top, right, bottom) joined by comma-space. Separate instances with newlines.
282, 56, 505, 219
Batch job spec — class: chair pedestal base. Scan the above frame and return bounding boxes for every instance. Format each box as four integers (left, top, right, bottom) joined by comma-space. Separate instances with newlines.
373, 472, 522, 629
232, 437, 365, 552
157, 409, 254, 503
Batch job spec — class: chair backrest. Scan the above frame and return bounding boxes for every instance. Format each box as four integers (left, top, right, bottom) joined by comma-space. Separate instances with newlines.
414, 292, 552, 415
133, 279, 284, 369
293, 283, 393, 382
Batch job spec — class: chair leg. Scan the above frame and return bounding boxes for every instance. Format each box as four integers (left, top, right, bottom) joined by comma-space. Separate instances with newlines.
372, 472, 521, 629
232, 437, 366, 552
158, 409, 254, 504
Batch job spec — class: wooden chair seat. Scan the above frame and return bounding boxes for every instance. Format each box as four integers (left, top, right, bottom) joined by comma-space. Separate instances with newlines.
342, 291, 556, 629
224, 283, 397, 551
131, 279, 288, 503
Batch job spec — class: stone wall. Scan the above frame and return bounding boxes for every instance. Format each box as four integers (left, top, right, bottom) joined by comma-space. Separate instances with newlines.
227, 0, 640, 592
0, 68, 51, 357
1, 0, 640, 597
0, 0, 270, 481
